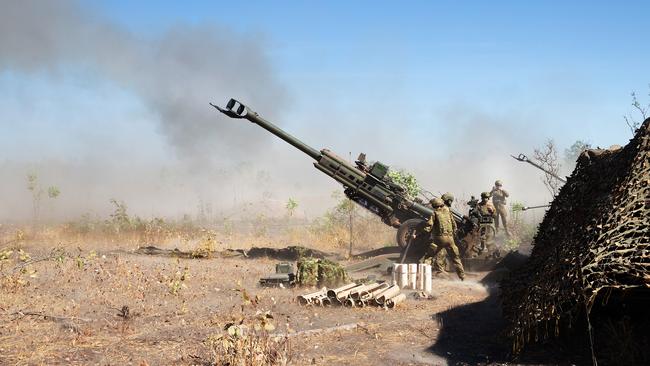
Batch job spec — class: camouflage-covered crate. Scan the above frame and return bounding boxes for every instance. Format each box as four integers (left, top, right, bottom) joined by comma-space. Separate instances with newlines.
296, 258, 320, 287
317, 259, 349, 287
296, 258, 349, 287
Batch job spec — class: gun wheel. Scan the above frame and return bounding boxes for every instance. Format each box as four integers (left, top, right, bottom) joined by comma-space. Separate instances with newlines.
396, 218, 425, 248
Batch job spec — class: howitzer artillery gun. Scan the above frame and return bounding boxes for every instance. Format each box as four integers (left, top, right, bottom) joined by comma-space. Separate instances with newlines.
211, 98, 470, 252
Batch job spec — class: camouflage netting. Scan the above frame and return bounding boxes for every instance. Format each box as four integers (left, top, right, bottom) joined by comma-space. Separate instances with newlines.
501, 119, 650, 354
296, 258, 349, 287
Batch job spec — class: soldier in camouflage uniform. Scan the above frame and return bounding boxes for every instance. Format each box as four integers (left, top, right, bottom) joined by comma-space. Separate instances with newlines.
431, 193, 456, 273
473, 192, 497, 254
490, 180, 510, 236
478, 192, 496, 217
424, 198, 465, 280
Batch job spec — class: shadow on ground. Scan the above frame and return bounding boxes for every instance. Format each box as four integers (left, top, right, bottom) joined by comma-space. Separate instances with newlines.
428, 251, 593, 365
427, 282, 509, 365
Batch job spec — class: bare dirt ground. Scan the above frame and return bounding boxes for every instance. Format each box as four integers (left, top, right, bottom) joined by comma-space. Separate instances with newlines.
1, 238, 518, 366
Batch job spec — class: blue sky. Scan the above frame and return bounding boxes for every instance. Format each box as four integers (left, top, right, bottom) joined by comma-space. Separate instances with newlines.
1, 0, 649, 219
88, 0, 648, 147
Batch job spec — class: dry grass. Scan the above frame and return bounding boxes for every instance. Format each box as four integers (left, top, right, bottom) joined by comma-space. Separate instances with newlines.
0, 232, 283, 365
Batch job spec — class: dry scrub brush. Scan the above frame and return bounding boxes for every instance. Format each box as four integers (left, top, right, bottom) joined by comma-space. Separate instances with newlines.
204, 288, 290, 366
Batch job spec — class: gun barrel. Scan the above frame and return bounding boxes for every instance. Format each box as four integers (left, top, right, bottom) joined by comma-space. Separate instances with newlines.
212, 99, 321, 161
522, 204, 551, 211
511, 154, 567, 183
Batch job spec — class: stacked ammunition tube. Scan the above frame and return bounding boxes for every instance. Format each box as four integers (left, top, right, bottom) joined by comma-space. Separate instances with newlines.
297, 282, 405, 309
393, 263, 432, 293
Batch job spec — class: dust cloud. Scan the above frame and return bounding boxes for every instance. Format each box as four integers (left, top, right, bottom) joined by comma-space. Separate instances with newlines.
0, 0, 286, 159
0, 0, 292, 222
0, 1, 563, 224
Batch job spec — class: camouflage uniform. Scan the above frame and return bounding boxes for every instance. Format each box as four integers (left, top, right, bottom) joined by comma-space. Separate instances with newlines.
477, 194, 496, 217
425, 198, 465, 280
472, 192, 497, 254
430, 193, 455, 273
490, 181, 510, 236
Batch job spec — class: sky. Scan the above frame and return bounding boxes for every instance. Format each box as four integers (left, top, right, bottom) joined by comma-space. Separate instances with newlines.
91, 0, 648, 142
1, 0, 649, 222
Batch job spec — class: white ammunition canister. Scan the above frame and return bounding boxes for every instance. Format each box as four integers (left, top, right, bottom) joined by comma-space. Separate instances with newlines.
397, 264, 408, 288
424, 264, 432, 293
408, 263, 417, 289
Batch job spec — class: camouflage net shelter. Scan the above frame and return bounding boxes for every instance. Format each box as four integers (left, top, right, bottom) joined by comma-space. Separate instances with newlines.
501, 119, 650, 361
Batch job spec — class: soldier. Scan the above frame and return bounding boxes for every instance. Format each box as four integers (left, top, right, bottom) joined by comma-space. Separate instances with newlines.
441, 192, 455, 211
430, 192, 456, 273
424, 198, 465, 280
477, 192, 496, 217
474, 192, 497, 254
490, 180, 510, 236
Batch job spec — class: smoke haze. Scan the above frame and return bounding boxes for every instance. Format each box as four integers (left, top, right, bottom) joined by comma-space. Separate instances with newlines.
0, 0, 286, 159
0, 0, 572, 224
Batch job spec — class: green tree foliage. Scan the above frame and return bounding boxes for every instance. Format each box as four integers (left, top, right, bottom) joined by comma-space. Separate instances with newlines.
564, 140, 592, 164
26, 173, 61, 228
511, 201, 525, 212
47, 186, 61, 199
285, 198, 298, 216
109, 198, 132, 232
387, 169, 421, 199
26, 173, 42, 227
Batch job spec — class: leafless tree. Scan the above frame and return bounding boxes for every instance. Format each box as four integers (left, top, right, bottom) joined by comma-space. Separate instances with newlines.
623, 85, 650, 134
534, 139, 562, 198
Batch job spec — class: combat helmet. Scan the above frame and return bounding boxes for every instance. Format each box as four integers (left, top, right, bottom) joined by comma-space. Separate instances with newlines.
480, 192, 491, 199
495, 180, 503, 187
430, 197, 445, 208
441, 192, 454, 205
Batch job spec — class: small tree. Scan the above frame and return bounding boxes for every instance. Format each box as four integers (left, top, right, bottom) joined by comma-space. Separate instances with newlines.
109, 199, 131, 233
285, 198, 298, 217
26, 174, 61, 229
510, 201, 525, 222
26, 173, 42, 228
329, 190, 356, 255
47, 186, 61, 199
564, 140, 592, 164
534, 139, 562, 198
623, 84, 649, 134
